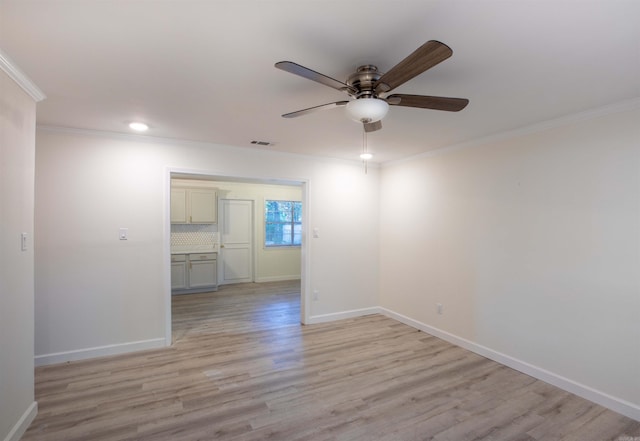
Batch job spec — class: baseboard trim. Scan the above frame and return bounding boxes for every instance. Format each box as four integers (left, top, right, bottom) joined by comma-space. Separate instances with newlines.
34, 338, 167, 367
379, 307, 640, 422
254, 275, 301, 283
307, 306, 380, 325
3, 401, 37, 441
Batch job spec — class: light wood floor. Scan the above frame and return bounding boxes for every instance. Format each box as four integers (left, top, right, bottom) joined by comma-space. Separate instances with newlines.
24, 281, 639, 440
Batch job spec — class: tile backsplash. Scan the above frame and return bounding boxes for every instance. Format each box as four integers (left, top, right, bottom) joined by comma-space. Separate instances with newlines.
171, 224, 218, 251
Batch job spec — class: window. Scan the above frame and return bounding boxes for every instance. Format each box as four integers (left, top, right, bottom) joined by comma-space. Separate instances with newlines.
265, 200, 302, 247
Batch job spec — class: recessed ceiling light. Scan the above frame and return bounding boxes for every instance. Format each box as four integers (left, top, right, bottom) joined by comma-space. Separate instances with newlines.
360, 153, 373, 160
129, 122, 149, 132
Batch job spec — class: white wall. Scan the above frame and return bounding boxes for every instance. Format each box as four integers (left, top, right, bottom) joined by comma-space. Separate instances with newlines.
379, 104, 640, 418
32, 98, 638, 420
172, 178, 302, 282
34, 130, 379, 364
0, 68, 38, 440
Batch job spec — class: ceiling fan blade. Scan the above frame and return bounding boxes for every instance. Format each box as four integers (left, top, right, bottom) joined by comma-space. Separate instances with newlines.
364, 120, 382, 133
275, 61, 353, 93
375, 41, 453, 94
387, 94, 469, 112
282, 101, 349, 118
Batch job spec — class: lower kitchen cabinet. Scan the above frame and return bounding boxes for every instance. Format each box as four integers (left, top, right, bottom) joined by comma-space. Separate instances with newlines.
188, 254, 217, 288
171, 253, 217, 293
171, 255, 188, 290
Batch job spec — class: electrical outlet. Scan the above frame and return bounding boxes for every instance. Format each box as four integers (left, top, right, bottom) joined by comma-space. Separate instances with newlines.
436, 303, 443, 315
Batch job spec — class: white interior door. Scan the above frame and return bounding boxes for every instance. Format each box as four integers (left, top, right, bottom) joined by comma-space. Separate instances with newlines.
219, 199, 253, 285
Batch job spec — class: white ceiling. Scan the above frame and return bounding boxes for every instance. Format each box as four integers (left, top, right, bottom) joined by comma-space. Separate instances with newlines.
1, 0, 639, 163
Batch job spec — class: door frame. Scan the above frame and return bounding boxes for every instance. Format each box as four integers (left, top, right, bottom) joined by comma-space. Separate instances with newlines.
164, 167, 310, 346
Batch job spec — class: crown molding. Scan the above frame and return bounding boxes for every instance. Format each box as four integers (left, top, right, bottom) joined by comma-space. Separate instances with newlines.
384, 97, 640, 167
0, 48, 46, 102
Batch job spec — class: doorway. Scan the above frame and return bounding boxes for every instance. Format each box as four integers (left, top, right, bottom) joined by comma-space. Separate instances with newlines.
166, 171, 309, 345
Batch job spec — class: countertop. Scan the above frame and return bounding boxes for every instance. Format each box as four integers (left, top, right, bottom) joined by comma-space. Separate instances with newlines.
171, 246, 218, 255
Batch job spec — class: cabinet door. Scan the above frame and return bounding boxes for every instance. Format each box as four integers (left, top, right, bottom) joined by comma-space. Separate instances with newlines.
170, 189, 188, 223
189, 259, 217, 288
171, 261, 187, 290
189, 189, 217, 223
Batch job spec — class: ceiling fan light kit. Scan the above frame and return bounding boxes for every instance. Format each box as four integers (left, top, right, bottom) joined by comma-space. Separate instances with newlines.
345, 98, 389, 123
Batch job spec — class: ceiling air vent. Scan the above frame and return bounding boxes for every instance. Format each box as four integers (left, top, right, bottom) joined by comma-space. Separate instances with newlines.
251, 140, 272, 146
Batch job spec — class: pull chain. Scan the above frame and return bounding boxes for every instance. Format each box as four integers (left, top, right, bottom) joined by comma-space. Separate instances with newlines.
362, 126, 368, 174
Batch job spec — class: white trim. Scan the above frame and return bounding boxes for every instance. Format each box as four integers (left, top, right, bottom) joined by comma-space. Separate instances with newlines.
379, 307, 640, 422
0, 49, 46, 102
307, 307, 380, 325
384, 97, 640, 167
3, 401, 37, 441
300, 181, 310, 325
34, 338, 167, 367
164, 167, 173, 346
255, 275, 301, 283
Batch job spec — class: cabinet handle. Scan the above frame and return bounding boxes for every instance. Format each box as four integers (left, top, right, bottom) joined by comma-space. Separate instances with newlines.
189, 262, 192, 270
189, 215, 192, 223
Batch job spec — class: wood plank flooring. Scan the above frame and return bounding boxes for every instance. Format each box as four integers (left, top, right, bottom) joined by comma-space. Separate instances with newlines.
23, 281, 639, 440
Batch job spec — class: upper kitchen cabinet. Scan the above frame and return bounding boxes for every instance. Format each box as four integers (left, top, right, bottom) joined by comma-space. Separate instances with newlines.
171, 187, 217, 224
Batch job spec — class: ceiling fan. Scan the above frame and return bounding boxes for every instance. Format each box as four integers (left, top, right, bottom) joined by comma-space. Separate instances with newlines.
275, 40, 469, 133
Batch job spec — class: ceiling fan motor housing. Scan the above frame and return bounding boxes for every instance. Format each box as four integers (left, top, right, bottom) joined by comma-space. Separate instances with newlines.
346, 65, 383, 99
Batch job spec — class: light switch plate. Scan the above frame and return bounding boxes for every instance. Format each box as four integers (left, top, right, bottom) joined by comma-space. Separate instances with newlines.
119, 228, 128, 240
21, 232, 28, 251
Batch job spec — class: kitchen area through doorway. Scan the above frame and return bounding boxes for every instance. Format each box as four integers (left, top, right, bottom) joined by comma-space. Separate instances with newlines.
169, 173, 304, 334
